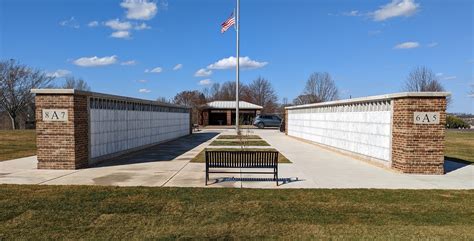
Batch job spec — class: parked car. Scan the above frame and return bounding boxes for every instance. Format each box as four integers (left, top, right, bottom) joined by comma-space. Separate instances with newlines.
253, 114, 282, 129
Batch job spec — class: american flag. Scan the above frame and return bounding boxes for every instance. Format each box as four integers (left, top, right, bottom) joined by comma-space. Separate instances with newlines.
221, 12, 235, 33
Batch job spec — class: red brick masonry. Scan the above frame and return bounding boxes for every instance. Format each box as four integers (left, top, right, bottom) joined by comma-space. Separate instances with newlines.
35, 93, 89, 169
391, 97, 446, 174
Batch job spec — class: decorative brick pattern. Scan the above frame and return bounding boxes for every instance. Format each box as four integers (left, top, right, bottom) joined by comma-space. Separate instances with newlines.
391, 97, 446, 174
35, 94, 89, 169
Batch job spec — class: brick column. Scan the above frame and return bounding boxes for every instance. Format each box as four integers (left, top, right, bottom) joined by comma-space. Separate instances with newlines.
35, 91, 89, 169
284, 109, 288, 135
203, 111, 209, 126
391, 97, 447, 174
226, 110, 232, 125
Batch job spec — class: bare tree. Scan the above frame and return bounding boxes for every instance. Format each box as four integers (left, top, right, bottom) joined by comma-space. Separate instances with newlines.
219, 81, 237, 100
209, 83, 221, 100
0, 59, 54, 129
292, 94, 315, 105
173, 90, 206, 124
247, 77, 278, 113
156, 96, 170, 103
293, 72, 339, 105
213, 81, 250, 101
63, 76, 91, 91
404, 66, 445, 92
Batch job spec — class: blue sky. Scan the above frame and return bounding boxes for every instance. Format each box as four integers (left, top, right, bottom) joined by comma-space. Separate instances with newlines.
1, 0, 473, 113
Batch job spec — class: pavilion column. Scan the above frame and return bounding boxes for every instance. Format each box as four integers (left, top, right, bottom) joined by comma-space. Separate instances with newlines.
226, 110, 232, 125
203, 111, 209, 126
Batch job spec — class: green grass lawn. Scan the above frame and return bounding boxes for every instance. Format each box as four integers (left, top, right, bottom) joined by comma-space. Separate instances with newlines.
217, 135, 262, 139
0, 130, 36, 161
0, 185, 472, 240
210, 140, 270, 146
190, 148, 292, 163
445, 130, 474, 163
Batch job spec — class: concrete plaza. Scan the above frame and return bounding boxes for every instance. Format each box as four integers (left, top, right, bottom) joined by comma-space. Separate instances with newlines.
0, 129, 472, 189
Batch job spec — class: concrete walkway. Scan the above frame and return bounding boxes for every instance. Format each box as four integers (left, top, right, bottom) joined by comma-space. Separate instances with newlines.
0, 129, 472, 189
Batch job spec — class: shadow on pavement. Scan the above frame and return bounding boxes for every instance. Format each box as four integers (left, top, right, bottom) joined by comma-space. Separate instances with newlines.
444, 157, 472, 174
94, 132, 219, 168
210, 177, 302, 186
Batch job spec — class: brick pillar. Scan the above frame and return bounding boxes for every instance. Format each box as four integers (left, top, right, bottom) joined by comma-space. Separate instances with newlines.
203, 111, 209, 126
284, 109, 288, 135
35, 92, 89, 169
226, 110, 232, 125
391, 97, 447, 174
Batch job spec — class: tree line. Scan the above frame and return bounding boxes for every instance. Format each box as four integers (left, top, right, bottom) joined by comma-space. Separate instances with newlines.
2, 58, 463, 129
0, 59, 90, 129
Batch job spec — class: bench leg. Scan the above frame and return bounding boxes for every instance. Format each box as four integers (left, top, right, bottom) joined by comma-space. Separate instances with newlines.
275, 168, 278, 186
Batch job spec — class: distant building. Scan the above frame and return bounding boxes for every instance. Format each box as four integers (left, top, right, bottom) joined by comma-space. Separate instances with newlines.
199, 101, 263, 126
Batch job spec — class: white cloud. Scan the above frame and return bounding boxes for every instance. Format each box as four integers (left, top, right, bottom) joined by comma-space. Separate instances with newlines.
207, 56, 268, 70
46, 69, 71, 78
343, 10, 362, 16
145, 67, 162, 73
105, 19, 132, 30
120, 0, 158, 20
73, 55, 118, 67
199, 79, 212, 85
111, 31, 131, 39
372, 0, 419, 21
134, 22, 151, 30
436, 73, 457, 80
427, 42, 438, 48
139, 88, 151, 93
394, 41, 419, 49
88, 21, 99, 27
121, 60, 137, 65
173, 64, 183, 70
59, 17, 80, 28
137, 79, 148, 83
194, 68, 212, 77
443, 76, 457, 80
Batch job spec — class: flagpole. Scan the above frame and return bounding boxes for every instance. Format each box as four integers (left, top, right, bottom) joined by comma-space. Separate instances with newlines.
235, 0, 240, 133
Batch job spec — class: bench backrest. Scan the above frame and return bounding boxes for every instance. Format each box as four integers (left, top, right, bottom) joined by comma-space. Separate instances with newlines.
205, 150, 279, 168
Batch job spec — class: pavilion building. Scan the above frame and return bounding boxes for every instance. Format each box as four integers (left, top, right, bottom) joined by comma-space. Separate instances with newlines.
199, 101, 262, 126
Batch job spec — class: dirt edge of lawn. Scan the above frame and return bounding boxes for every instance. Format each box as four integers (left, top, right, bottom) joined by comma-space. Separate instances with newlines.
209, 140, 270, 146
190, 148, 292, 163
217, 135, 262, 140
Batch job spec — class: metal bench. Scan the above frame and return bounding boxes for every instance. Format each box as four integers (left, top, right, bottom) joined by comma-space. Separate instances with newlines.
205, 150, 279, 186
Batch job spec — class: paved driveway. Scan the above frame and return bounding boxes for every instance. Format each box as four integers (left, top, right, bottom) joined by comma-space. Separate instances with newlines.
0, 129, 472, 189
